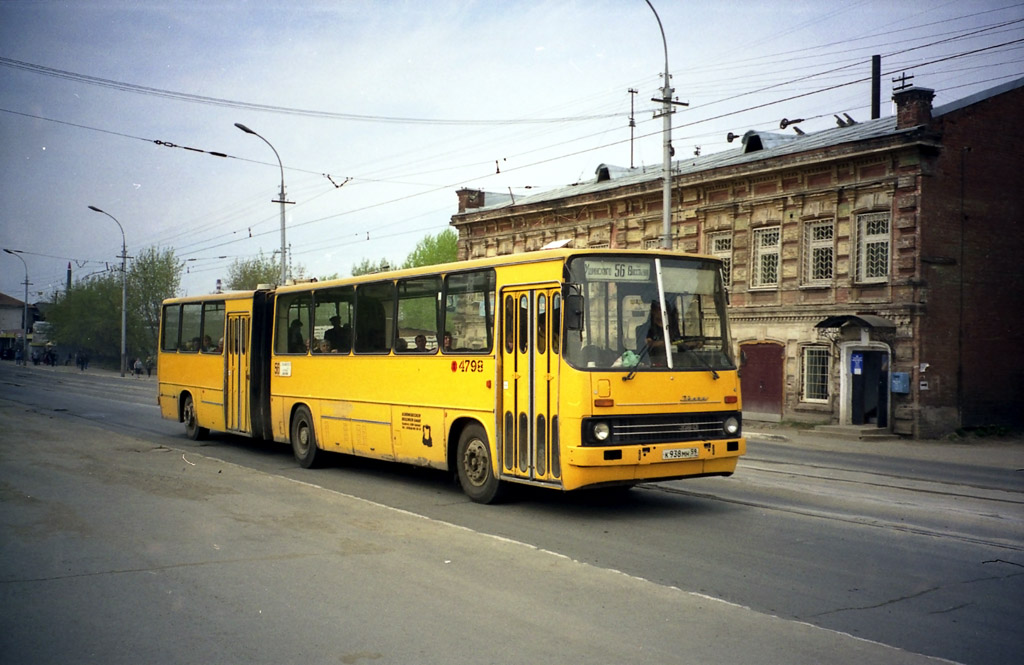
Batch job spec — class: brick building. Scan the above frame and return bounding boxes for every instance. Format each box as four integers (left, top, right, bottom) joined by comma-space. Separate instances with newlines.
450, 78, 1024, 438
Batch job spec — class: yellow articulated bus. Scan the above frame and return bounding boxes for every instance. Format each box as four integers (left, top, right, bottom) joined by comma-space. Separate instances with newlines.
158, 249, 744, 503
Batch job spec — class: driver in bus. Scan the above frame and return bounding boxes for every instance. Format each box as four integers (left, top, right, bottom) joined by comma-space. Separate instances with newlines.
637, 301, 680, 366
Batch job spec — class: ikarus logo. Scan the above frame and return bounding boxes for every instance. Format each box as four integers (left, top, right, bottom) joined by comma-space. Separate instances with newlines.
680, 395, 709, 403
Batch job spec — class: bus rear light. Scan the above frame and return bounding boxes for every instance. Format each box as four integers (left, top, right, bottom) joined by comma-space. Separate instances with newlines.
725, 395, 738, 404
594, 398, 614, 407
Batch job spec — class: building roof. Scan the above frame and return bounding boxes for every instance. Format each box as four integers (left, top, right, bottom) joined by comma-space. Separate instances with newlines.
460, 76, 1024, 214
0, 292, 25, 308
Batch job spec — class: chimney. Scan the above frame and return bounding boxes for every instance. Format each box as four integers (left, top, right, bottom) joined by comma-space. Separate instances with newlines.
456, 188, 485, 213
893, 86, 935, 130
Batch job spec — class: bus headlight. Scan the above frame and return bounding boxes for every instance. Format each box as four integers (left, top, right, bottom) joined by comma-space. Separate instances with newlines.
593, 422, 611, 442
723, 416, 740, 436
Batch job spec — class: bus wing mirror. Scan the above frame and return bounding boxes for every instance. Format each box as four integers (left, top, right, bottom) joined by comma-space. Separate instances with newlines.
565, 294, 584, 331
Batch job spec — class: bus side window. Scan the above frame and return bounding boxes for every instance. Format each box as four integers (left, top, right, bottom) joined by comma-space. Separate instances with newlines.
313, 286, 353, 354
201, 302, 225, 354
275, 293, 313, 355
161, 304, 181, 351
181, 303, 202, 352
396, 276, 440, 353
355, 281, 395, 354
443, 269, 495, 353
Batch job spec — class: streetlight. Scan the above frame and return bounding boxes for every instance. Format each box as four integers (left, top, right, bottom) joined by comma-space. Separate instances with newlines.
3, 248, 30, 365
87, 205, 128, 377
235, 122, 289, 285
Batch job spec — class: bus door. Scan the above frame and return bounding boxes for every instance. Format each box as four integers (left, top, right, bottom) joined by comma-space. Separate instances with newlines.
225, 313, 250, 433
500, 286, 562, 485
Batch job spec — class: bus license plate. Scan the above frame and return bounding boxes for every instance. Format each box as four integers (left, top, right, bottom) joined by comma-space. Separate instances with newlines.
663, 447, 699, 460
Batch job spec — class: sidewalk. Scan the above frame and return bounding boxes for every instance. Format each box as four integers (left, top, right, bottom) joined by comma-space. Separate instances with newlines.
746, 418, 1024, 469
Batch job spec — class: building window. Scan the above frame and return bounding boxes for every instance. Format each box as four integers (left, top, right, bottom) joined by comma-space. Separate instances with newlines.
856, 212, 890, 283
644, 238, 664, 250
803, 220, 834, 285
751, 226, 780, 288
802, 346, 830, 402
707, 232, 733, 286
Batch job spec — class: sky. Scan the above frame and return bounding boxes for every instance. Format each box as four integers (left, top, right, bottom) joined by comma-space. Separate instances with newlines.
1, 0, 1022, 302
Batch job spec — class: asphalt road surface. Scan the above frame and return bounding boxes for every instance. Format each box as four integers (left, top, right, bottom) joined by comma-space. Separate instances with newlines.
1, 362, 1021, 664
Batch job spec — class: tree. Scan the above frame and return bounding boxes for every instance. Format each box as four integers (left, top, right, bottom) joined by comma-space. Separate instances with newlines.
46, 272, 122, 363
350, 257, 393, 276
46, 246, 183, 366
225, 252, 307, 289
225, 252, 280, 290
127, 247, 182, 357
401, 229, 458, 269
349, 230, 457, 277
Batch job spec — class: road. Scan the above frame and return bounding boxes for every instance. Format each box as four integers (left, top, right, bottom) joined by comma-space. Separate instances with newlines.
1, 362, 1022, 664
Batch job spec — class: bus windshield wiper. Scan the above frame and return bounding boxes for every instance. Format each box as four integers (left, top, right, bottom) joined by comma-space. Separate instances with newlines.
676, 342, 720, 380
622, 344, 651, 381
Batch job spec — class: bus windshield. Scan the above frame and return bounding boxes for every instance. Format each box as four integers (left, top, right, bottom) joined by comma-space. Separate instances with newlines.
564, 255, 734, 372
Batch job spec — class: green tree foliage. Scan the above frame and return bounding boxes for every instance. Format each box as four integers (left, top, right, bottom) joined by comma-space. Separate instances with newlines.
350, 257, 394, 276
128, 247, 182, 357
225, 252, 281, 290
46, 246, 182, 365
349, 229, 457, 278
225, 252, 307, 289
401, 229, 458, 269
46, 272, 122, 362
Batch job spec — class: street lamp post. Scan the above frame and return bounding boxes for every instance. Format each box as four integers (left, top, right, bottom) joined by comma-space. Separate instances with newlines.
3, 248, 30, 365
87, 205, 128, 378
645, 0, 686, 250
235, 122, 289, 285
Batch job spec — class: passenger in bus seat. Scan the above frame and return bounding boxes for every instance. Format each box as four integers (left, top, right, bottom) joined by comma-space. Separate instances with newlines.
414, 334, 428, 351
288, 319, 305, 353
324, 316, 347, 352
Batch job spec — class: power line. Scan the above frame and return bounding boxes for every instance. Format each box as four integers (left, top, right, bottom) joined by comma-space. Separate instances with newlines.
0, 56, 624, 126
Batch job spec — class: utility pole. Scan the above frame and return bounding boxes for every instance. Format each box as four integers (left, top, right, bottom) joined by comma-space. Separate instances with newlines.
628, 88, 638, 169
3, 249, 30, 365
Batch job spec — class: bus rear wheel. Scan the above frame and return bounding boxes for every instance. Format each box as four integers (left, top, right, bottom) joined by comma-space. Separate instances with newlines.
456, 424, 503, 504
182, 394, 208, 441
290, 405, 323, 468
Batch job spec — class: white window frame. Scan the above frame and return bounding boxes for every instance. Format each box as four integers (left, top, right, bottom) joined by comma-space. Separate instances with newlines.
802, 346, 830, 403
751, 226, 781, 289
856, 212, 891, 284
707, 232, 733, 287
803, 220, 834, 286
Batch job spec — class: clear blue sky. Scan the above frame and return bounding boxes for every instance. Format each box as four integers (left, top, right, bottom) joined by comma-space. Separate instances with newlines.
1, 0, 1021, 300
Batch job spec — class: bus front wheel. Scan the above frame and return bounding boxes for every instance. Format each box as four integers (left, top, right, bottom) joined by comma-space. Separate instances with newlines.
456, 424, 503, 504
182, 394, 208, 441
290, 406, 323, 468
